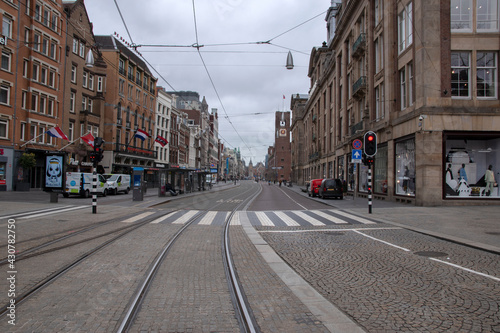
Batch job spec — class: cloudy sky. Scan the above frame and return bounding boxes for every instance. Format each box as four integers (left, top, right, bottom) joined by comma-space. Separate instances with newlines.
85, 0, 332, 164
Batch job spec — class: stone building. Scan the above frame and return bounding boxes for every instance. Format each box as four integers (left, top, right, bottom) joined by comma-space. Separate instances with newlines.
291, 0, 500, 206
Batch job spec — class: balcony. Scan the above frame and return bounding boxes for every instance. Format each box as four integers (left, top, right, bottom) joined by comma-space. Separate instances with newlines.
117, 118, 122, 126
115, 143, 157, 159
350, 121, 364, 136
352, 33, 366, 58
309, 151, 320, 161
352, 76, 367, 99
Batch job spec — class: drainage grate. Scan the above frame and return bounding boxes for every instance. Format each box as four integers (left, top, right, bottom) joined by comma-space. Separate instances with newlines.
414, 251, 448, 258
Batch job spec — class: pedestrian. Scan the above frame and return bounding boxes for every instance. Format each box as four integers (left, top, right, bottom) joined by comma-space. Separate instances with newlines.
459, 163, 468, 182
485, 165, 496, 196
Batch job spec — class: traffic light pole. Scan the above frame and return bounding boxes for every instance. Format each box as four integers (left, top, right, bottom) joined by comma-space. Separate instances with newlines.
92, 160, 97, 214
367, 163, 372, 214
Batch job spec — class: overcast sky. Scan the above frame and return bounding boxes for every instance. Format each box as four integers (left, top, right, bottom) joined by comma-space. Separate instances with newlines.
85, 0, 331, 164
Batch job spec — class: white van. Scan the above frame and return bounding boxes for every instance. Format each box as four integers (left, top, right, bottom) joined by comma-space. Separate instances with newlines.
105, 174, 131, 195
63, 172, 109, 198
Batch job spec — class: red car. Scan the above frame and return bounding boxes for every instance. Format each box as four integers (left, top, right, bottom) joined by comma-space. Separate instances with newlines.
307, 179, 323, 197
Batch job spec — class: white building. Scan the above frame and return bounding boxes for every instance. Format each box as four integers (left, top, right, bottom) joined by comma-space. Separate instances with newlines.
155, 89, 174, 165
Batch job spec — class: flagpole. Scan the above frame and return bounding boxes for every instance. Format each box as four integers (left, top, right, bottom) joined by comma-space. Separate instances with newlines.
20, 132, 45, 147
58, 131, 92, 151
126, 129, 136, 148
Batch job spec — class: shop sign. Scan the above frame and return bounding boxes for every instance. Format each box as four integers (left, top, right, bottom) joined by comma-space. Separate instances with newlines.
81, 161, 93, 167
69, 157, 79, 166
0, 148, 4, 155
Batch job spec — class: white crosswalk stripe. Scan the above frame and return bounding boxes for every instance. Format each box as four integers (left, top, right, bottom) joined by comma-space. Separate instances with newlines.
172, 210, 200, 224
274, 211, 300, 226
230, 212, 241, 225
150, 211, 176, 224
312, 210, 348, 224
292, 211, 326, 226
331, 210, 376, 224
255, 211, 275, 226
198, 211, 218, 225
122, 212, 156, 223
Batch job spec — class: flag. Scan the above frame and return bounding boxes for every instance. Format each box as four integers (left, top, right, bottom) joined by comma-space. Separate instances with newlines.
81, 133, 95, 147
155, 135, 168, 147
46, 127, 68, 140
134, 129, 150, 141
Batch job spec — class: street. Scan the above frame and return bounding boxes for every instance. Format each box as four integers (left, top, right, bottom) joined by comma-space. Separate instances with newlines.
0, 181, 499, 332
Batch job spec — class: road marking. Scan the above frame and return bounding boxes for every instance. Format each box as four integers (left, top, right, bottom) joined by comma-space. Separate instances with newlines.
353, 230, 411, 251
255, 211, 274, 226
150, 212, 176, 224
230, 212, 241, 225
292, 211, 325, 226
332, 210, 376, 224
199, 211, 218, 225
172, 210, 199, 224
274, 211, 300, 226
278, 187, 308, 210
312, 210, 348, 224
258, 227, 401, 233
0, 205, 79, 220
17, 206, 87, 219
122, 212, 155, 223
430, 258, 500, 282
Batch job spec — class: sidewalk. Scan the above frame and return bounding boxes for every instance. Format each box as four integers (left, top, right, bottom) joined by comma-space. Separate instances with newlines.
284, 184, 500, 254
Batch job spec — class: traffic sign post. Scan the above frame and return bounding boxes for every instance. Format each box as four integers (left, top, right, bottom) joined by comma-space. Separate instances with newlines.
363, 132, 377, 214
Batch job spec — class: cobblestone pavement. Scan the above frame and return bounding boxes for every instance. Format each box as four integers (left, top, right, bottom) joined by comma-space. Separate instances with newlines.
259, 225, 500, 332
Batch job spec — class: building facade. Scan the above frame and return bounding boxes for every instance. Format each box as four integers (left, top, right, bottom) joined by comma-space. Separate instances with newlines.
95, 35, 157, 177
291, 0, 500, 206
0, 0, 66, 190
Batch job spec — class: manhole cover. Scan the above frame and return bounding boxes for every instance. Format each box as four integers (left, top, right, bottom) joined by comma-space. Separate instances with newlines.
414, 251, 448, 258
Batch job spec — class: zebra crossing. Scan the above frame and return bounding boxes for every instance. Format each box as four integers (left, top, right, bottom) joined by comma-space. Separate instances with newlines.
130, 209, 377, 227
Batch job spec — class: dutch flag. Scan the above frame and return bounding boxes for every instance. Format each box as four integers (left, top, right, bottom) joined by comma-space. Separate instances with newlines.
46, 127, 68, 140
134, 129, 150, 141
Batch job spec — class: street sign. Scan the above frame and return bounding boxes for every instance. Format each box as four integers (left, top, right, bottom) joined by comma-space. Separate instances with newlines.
353, 139, 362, 150
352, 149, 362, 163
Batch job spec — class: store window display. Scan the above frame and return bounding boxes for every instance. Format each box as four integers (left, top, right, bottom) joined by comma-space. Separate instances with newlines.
444, 135, 499, 198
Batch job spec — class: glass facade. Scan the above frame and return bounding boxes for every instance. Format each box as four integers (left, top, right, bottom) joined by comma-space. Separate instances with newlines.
374, 145, 388, 194
395, 138, 416, 196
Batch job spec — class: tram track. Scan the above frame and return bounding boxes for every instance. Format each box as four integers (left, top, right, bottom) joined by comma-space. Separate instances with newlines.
0, 211, 174, 317
116, 182, 262, 333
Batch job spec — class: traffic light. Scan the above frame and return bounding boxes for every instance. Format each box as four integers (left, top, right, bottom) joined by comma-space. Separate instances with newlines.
89, 151, 96, 163
364, 131, 377, 157
94, 137, 105, 162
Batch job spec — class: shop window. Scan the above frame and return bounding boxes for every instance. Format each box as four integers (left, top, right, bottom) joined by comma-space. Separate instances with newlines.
395, 138, 415, 196
374, 145, 388, 194
445, 134, 499, 198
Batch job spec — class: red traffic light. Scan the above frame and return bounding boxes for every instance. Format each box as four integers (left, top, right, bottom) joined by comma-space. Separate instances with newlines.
367, 135, 374, 141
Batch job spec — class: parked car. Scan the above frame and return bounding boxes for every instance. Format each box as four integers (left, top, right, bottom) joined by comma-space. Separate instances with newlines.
63, 172, 108, 198
307, 179, 323, 197
318, 178, 343, 199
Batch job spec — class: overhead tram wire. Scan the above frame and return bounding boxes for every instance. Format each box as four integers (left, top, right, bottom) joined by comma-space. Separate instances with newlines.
191, 0, 253, 156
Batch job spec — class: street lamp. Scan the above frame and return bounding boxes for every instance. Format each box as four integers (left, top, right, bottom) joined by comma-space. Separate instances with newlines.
85, 49, 95, 68
286, 51, 294, 70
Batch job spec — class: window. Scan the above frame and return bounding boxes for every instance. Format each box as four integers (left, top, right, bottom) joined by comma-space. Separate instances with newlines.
39, 95, 46, 114
398, 2, 413, 54
1, 51, 11, 71
119, 59, 125, 75
34, 33, 41, 51
33, 63, 39, 81
395, 138, 415, 196
375, 36, 384, 73
82, 71, 88, 88
42, 8, 49, 26
49, 70, 55, 88
79, 42, 85, 57
97, 77, 103, 92
50, 41, 56, 59
477, 0, 499, 31
88, 74, 94, 90
24, 28, 30, 44
408, 62, 414, 105
69, 91, 75, 112
51, 13, 58, 31
87, 99, 93, 113
47, 99, 54, 116
375, 83, 385, 120
40, 67, 47, 85
71, 65, 76, 83
374, 0, 383, 26
82, 96, 87, 112
451, 52, 470, 98
0, 84, 10, 105
477, 52, 497, 98
23, 60, 28, 77
2, 16, 12, 38
119, 79, 124, 95
21, 91, 27, 109
0, 118, 8, 139
42, 37, 49, 55
31, 92, 38, 112
72, 38, 78, 53
20, 122, 26, 141
400, 67, 407, 109
34, 3, 41, 21
68, 122, 74, 141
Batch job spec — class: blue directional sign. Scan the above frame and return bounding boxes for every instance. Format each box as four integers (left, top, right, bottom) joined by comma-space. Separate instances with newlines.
352, 149, 362, 163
